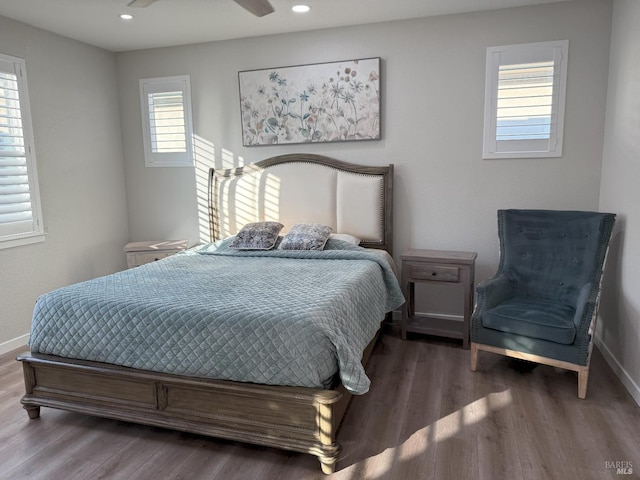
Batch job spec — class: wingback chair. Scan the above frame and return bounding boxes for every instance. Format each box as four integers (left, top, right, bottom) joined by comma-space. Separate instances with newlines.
470, 209, 616, 398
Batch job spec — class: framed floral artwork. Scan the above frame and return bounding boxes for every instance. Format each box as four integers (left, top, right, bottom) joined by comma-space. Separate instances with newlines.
238, 57, 380, 146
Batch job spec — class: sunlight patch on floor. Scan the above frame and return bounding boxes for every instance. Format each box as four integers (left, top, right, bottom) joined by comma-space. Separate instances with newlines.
343, 389, 514, 478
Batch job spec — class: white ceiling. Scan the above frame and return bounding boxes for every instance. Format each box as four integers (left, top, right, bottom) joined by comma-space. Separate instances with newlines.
0, 0, 573, 52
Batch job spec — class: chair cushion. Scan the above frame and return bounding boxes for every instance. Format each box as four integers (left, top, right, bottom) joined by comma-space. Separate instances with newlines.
482, 297, 576, 345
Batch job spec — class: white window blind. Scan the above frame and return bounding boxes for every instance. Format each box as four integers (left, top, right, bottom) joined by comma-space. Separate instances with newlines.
0, 54, 45, 249
497, 61, 554, 141
483, 41, 568, 159
140, 76, 194, 167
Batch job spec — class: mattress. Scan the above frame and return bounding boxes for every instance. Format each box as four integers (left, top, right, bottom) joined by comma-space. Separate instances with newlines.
29, 238, 405, 394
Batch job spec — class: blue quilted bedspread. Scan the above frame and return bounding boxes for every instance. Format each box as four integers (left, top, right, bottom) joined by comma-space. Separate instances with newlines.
29, 239, 405, 394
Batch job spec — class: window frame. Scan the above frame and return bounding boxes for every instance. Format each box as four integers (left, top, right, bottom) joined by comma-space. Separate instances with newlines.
0, 53, 45, 250
483, 40, 569, 159
139, 75, 194, 167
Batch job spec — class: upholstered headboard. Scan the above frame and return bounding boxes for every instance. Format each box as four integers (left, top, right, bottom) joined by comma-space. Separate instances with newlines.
208, 153, 394, 254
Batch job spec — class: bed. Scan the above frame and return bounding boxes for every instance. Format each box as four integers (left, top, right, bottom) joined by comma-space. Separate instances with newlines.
17, 153, 400, 474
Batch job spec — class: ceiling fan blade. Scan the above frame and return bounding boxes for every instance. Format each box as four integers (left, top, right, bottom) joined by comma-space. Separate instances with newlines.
234, 0, 275, 17
127, 0, 162, 7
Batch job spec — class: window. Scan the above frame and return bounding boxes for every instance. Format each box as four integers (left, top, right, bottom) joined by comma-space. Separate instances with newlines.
140, 75, 194, 167
483, 40, 568, 159
0, 53, 45, 249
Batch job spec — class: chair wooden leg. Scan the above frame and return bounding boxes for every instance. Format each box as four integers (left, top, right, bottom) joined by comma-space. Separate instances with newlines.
470, 342, 479, 372
578, 366, 589, 399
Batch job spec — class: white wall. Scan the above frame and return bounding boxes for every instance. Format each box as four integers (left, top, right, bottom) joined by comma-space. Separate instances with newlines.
0, 16, 130, 352
117, 0, 612, 285
597, 0, 640, 404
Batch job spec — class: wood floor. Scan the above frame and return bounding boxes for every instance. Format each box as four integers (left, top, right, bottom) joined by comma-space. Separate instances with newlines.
1, 332, 639, 480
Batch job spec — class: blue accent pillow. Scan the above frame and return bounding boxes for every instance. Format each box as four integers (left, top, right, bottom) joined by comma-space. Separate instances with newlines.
229, 221, 284, 250
279, 223, 333, 251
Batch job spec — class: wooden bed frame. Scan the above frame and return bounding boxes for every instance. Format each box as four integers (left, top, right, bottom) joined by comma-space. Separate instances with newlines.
18, 154, 394, 474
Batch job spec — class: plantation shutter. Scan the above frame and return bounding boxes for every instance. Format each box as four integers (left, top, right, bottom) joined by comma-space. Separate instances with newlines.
483, 41, 568, 159
148, 90, 187, 153
496, 60, 555, 141
0, 55, 44, 246
140, 76, 194, 167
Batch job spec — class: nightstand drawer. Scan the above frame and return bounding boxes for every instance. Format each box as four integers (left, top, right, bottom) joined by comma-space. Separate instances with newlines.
127, 251, 174, 268
405, 262, 459, 282
124, 240, 189, 268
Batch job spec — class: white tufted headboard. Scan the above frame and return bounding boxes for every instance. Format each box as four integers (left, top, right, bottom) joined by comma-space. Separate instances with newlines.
209, 154, 394, 254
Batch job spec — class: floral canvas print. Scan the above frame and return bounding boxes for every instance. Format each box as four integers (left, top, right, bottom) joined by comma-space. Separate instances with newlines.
239, 58, 380, 146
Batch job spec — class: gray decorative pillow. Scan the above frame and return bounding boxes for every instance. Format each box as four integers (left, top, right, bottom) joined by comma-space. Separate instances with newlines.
229, 221, 284, 250
279, 223, 333, 251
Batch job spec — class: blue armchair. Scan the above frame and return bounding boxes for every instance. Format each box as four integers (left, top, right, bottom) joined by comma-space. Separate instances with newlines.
470, 209, 616, 398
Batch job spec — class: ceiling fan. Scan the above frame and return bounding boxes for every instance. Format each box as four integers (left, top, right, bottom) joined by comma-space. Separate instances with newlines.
127, 0, 275, 17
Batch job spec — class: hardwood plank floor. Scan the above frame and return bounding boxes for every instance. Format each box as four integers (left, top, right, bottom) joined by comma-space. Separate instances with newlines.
1, 333, 639, 480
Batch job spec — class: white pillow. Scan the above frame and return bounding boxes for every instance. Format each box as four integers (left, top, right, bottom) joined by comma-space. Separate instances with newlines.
329, 233, 361, 246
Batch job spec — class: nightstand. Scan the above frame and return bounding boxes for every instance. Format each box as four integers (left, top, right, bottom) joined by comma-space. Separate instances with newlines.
124, 240, 189, 268
401, 249, 477, 348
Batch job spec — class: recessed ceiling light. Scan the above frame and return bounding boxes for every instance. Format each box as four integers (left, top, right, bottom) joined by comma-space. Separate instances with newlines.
119, 13, 134, 20
291, 5, 311, 13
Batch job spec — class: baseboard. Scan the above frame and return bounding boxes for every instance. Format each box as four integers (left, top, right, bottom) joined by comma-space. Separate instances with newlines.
0, 333, 29, 356
594, 335, 640, 407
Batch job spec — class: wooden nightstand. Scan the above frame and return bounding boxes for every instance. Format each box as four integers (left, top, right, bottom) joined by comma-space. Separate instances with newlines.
124, 240, 189, 268
401, 249, 477, 348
